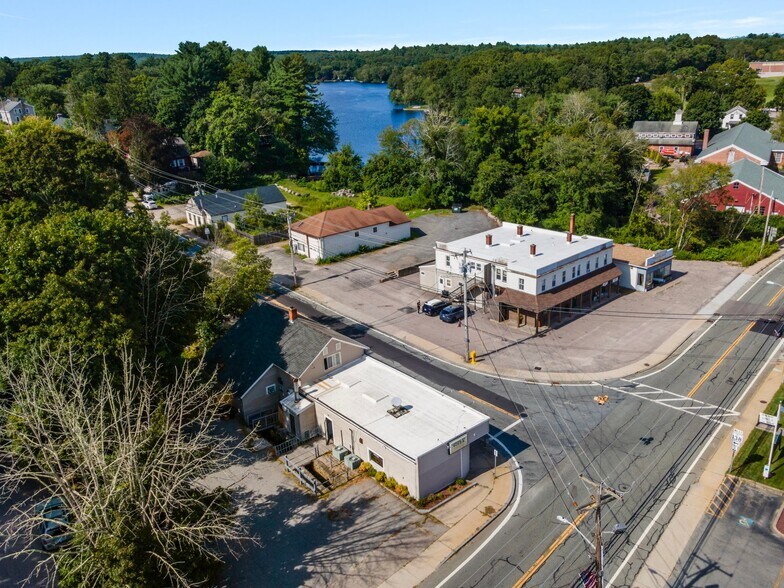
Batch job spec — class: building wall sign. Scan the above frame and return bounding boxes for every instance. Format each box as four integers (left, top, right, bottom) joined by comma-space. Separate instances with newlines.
448, 434, 468, 455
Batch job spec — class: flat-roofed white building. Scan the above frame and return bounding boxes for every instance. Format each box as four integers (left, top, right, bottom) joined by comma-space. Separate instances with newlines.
290, 356, 490, 500
419, 218, 621, 331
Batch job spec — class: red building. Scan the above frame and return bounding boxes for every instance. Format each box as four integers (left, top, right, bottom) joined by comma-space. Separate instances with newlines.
707, 159, 784, 215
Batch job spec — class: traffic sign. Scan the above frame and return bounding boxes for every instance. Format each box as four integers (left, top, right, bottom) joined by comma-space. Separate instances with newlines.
731, 429, 744, 452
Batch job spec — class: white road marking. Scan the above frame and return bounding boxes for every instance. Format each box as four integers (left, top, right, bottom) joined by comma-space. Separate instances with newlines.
606, 336, 784, 587
491, 417, 525, 439
737, 258, 784, 301
434, 434, 524, 588
633, 316, 723, 381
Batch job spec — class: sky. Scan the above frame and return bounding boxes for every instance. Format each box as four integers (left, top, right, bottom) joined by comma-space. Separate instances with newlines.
2, 1, 784, 57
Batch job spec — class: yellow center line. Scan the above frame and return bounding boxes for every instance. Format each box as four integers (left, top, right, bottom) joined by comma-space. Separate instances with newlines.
514, 511, 590, 588
687, 321, 755, 398
768, 287, 784, 307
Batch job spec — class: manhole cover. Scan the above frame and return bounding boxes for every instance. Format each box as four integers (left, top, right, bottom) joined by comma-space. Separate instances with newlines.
618, 483, 631, 493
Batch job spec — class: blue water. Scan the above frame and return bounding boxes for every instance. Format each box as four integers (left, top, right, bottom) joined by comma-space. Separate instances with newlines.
317, 82, 422, 162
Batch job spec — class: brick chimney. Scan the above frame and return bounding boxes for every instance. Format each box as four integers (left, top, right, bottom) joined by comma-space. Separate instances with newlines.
486, 234, 493, 246
567, 232, 573, 243
530, 244, 536, 257
702, 129, 710, 151
517, 225, 523, 236
569, 213, 575, 235
288, 306, 298, 322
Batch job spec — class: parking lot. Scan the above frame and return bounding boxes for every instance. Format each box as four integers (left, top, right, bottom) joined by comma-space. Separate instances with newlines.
204, 421, 449, 588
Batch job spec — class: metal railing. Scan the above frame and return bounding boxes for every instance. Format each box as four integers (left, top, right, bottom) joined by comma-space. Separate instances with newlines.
283, 455, 319, 496
273, 426, 322, 457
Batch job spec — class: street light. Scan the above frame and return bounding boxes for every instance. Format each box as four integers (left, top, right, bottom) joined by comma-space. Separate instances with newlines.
766, 281, 783, 287
556, 515, 595, 551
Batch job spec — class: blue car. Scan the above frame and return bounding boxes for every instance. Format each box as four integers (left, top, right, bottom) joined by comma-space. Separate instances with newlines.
440, 305, 466, 323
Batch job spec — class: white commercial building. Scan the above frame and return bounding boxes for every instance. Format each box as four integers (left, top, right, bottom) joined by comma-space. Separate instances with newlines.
295, 356, 490, 500
419, 218, 621, 331
290, 205, 411, 261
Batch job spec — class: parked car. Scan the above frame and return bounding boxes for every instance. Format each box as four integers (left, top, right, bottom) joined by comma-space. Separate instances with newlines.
439, 305, 467, 323
161, 180, 178, 193
142, 200, 159, 210
35, 497, 72, 552
422, 298, 449, 316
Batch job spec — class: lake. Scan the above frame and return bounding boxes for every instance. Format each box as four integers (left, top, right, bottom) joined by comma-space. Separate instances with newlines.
317, 82, 422, 162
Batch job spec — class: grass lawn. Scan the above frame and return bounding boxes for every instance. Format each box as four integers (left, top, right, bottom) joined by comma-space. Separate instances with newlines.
732, 384, 784, 490
756, 76, 783, 102
276, 179, 451, 219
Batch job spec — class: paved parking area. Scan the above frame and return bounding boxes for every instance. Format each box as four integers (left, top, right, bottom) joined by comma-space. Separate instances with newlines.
204, 421, 447, 588
667, 481, 784, 587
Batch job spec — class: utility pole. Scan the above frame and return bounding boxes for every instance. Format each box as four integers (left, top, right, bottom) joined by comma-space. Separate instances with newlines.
761, 165, 771, 257
285, 211, 299, 288
576, 474, 623, 588
764, 401, 782, 479
461, 248, 470, 363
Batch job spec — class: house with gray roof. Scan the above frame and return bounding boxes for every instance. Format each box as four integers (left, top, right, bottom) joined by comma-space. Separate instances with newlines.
207, 302, 366, 429
185, 185, 287, 229
696, 122, 784, 168
1, 98, 35, 125
722, 105, 748, 129
707, 158, 784, 215
632, 110, 699, 157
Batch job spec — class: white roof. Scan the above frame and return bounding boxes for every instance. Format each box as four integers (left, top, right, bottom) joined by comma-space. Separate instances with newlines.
304, 356, 489, 459
438, 222, 612, 277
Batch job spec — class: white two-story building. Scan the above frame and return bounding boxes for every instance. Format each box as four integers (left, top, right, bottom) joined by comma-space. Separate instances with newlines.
419, 219, 621, 332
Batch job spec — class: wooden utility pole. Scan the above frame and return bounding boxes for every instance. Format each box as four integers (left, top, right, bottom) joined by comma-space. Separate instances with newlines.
461, 248, 471, 362
576, 474, 623, 588
285, 211, 299, 288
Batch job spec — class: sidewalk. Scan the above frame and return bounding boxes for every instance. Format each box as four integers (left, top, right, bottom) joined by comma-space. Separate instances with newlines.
288, 249, 784, 384
379, 458, 515, 588
633, 354, 784, 588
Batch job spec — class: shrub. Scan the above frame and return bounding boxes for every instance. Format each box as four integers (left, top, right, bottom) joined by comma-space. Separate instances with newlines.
385, 476, 397, 489
395, 484, 409, 497
374, 471, 386, 484
358, 462, 371, 473
455, 478, 467, 487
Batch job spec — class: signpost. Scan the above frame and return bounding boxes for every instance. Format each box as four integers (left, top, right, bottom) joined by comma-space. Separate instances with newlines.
731, 428, 744, 473
493, 448, 498, 477
763, 402, 782, 479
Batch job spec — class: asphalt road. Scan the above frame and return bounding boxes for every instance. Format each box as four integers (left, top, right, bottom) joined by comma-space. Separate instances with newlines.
272, 259, 784, 588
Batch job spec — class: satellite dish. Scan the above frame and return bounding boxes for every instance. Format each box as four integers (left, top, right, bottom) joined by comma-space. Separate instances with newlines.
391, 397, 402, 408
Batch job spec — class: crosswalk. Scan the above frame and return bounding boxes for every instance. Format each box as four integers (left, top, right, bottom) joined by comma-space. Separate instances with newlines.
600, 379, 740, 427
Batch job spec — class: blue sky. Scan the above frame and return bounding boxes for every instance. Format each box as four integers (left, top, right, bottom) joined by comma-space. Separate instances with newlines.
2, 1, 784, 57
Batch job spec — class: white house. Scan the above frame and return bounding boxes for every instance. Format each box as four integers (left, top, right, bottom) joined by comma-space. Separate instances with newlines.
290, 205, 411, 261
722, 105, 748, 130
1, 99, 35, 125
613, 244, 674, 292
207, 302, 489, 500
419, 217, 620, 331
185, 185, 287, 229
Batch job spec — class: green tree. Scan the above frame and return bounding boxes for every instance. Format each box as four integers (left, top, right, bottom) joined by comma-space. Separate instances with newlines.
744, 108, 772, 130
114, 114, 180, 173
649, 87, 681, 121
0, 118, 130, 211
772, 77, 784, 110
205, 239, 272, 318
362, 127, 420, 197
684, 90, 723, 133
23, 83, 66, 119
204, 89, 265, 162
322, 144, 364, 192
610, 84, 651, 125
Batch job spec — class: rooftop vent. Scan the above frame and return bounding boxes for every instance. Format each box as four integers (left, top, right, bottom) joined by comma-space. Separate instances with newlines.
485, 234, 493, 246
387, 396, 409, 418
530, 244, 537, 257
517, 225, 524, 236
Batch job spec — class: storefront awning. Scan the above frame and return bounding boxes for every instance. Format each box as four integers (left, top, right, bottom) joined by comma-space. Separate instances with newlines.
494, 264, 621, 314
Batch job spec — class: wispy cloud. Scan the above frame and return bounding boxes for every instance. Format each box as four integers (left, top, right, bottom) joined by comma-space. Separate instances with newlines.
0, 11, 31, 21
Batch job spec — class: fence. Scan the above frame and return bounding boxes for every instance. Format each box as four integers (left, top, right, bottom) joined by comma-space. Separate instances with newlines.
283, 455, 319, 496
273, 426, 322, 457
248, 410, 278, 431
233, 229, 287, 246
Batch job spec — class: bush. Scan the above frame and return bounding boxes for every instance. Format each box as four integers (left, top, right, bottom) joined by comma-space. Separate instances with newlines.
358, 461, 371, 473
395, 484, 409, 497
455, 478, 467, 486
374, 471, 386, 484
385, 476, 397, 489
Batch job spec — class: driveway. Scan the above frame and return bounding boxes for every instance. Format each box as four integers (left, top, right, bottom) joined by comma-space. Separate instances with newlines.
204, 421, 447, 588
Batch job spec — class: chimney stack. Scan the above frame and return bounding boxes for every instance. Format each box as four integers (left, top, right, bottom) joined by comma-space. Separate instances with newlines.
674, 109, 683, 126
288, 306, 298, 322
530, 244, 537, 257
569, 213, 575, 235
516, 225, 523, 236
567, 232, 573, 243
486, 234, 493, 246
702, 129, 710, 151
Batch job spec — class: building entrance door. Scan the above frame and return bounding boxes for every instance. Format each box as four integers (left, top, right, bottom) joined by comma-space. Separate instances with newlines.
325, 417, 334, 443
289, 414, 296, 436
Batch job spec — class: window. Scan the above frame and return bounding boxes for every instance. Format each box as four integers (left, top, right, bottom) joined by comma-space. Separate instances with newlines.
324, 352, 342, 370
265, 384, 277, 395
518, 278, 525, 290
595, 258, 599, 270
562, 270, 566, 283
373, 227, 378, 233
604, 254, 608, 265
577, 265, 581, 277
335, 341, 341, 351
368, 449, 384, 468
760, 206, 766, 215
221, 215, 228, 222
354, 231, 359, 237
572, 266, 576, 278
541, 282, 546, 292
586, 262, 590, 273
495, 268, 507, 282
445, 278, 452, 287
551, 276, 556, 288
445, 255, 451, 267
637, 273, 644, 286
733, 182, 740, 189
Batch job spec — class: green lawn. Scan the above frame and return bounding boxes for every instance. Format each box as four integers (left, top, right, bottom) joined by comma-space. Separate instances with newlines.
732, 384, 784, 490
276, 179, 451, 219
756, 76, 783, 102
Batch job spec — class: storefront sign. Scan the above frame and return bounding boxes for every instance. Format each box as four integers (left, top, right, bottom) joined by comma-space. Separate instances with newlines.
448, 434, 468, 454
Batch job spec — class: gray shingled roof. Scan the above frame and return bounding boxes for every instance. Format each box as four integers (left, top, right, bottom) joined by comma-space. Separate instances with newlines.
229, 185, 286, 205
697, 123, 784, 162
1, 99, 21, 112
730, 159, 784, 201
206, 302, 363, 395
192, 192, 246, 217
